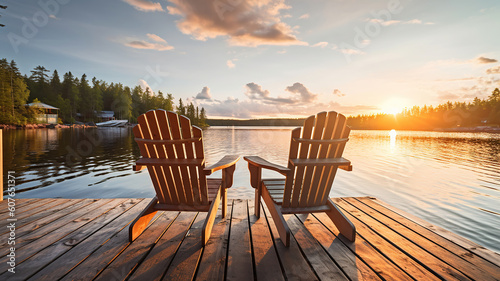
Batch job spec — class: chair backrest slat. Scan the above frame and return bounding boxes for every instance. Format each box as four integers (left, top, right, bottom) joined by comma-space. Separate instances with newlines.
180, 115, 203, 205
155, 110, 180, 205
136, 113, 169, 203
193, 126, 208, 205
319, 120, 349, 205
134, 110, 210, 206
167, 111, 194, 205
145, 110, 179, 205
133, 125, 165, 203
290, 115, 315, 208
283, 111, 350, 208
299, 112, 327, 207
310, 112, 338, 205
282, 127, 301, 208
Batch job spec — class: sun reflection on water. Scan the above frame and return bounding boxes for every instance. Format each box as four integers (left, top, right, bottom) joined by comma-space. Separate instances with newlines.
389, 129, 397, 147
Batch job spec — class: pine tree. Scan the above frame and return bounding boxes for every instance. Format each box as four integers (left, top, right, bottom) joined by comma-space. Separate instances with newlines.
177, 98, 186, 116
187, 102, 195, 121
200, 107, 207, 127
49, 70, 61, 104
29, 65, 50, 101
79, 74, 92, 120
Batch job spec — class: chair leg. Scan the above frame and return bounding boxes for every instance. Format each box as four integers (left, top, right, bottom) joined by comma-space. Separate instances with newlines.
262, 187, 290, 246
129, 197, 158, 242
255, 182, 261, 218
222, 187, 228, 218
326, 199, 356, 242
202, 187, 222, 246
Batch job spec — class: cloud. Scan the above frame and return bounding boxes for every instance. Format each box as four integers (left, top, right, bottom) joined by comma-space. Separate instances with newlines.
138, 79, 154, 94
147, 33, 167, 43
125, 34, 174, 51
285, 82, 318, 102
436, 77, 476, 82
123, 0, 164, 12
486, 66, 500, 74
245, 82, 295, 104
437, 91, 460, 101
477, 56, 498, 64
49, 15, 58, 20
299, 13, 309, 19
331, 43, 366, 55
166, 0, 307, 47
191, 82, 377, 118
196, 86, 212, 99
339, 48, 365, 55
277, 49, 287, 54
366, 18, 434, 26
333, 89, 345, 97
227, 60, 235, 68
312, 42, 328, 48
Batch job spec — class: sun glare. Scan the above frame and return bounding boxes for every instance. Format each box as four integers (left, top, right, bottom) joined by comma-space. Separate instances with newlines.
382, 98, 407, 115
389, 129, 397, 138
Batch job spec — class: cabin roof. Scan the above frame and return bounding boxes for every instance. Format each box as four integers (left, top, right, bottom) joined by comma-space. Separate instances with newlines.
25, 102, 59, 110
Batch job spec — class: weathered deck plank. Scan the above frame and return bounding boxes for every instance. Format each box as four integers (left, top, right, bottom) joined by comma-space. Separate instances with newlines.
195, 208, 230, 280
226, 199, 254, 281
128, 212, 190, 281
28, 199, 147, 281
4, 199, 141, 281
0, 197, 497, 281
344, 197, 498, 280
336, 198, 473, 280
248, 202, 284, 281
262, 204, 319, 281
93, 211, 179, 281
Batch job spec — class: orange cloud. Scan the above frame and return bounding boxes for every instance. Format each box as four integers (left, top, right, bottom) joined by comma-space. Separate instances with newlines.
123, 0, 163, 12
166, 0, 307, 47
125, 34, 173, 51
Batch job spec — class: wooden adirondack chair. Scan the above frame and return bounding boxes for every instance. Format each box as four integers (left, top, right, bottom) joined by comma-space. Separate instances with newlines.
130, 110, 239, 246
244, 111, 355, 246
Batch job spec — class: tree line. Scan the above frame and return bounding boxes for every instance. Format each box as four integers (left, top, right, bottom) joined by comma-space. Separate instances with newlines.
206, 88, 500, 130
347, 88, 500, 130
0, 58, 208, 127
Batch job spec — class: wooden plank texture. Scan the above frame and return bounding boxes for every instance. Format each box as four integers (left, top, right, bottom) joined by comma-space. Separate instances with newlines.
226, 199, 254, 281
0, 197, 496, 281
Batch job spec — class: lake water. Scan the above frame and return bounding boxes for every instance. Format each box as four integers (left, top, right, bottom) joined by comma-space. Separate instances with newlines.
3, 127, 500, 253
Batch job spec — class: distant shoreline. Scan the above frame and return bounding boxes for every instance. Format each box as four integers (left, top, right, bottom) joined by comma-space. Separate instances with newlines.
1, 123, 499, 134
0, 124, 95, 130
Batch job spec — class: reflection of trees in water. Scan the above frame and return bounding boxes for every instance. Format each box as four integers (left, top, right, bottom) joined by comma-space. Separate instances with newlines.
3, 128, 138, 194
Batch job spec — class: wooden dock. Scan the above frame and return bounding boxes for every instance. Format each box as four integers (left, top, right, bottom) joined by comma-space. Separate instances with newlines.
1, 197, 499, 280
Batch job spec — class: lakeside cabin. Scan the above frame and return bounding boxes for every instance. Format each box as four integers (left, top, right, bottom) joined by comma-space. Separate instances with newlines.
25, 102, 59, 124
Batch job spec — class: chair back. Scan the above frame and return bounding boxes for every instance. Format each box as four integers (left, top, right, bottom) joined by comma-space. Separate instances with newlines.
282, 111, 350, 208
133, 110, 209, 206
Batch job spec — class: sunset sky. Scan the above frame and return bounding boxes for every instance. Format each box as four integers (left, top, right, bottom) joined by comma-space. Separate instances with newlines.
1, 0, 500, 118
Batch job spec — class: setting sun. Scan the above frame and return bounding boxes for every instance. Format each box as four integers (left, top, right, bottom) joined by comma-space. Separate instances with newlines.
381, 98, 407, 115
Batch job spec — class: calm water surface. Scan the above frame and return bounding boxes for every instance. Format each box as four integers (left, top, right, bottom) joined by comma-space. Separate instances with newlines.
3, 127, 500, 253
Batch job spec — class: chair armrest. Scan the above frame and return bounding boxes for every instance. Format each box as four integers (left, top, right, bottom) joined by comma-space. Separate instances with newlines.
133, 158, 204, 172
204, 155, 240, 189
244, 156, 290, 176
290, 157, 353, 171
204, 155, 240, 175
133, 165, 146, 171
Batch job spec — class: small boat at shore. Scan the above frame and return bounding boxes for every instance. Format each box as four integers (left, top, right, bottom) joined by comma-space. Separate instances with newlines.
96, 120, 129, 127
